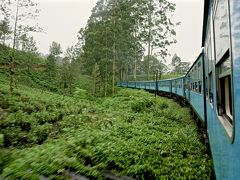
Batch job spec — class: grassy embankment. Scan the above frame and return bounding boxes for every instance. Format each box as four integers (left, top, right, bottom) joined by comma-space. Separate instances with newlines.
0, 78, 212, 179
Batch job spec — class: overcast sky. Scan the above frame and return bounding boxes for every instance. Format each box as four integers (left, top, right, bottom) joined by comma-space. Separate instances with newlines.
33, 0, 203, 63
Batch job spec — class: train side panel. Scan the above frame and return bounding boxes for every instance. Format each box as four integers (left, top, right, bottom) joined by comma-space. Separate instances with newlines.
158, 80, 171, 93
187, 54, 205, 121
203, 0, 240, 179
176, 78, 184, 97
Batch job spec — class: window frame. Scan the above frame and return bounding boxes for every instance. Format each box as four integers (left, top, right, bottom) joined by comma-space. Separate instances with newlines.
212, 0, 234, 141
205, 14, 214, 106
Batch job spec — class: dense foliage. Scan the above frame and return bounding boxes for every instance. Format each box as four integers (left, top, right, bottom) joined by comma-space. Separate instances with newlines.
0, 82, 212, 179
0, 1, 211, 179
0, 44, 92, 95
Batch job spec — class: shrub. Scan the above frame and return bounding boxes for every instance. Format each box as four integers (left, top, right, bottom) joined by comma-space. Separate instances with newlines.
73, 87, 91, 100
131, 97, 154, 112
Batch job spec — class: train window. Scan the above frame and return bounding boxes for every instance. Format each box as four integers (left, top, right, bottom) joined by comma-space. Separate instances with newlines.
195, 82, 198, 92
214, 0, 234, 139
198, 62, 201, 80
216, 55, 233, 123
208, 73, 213, 103
214, 0, 230, 63
205, 15, 213, 101
199, 81, 202, 94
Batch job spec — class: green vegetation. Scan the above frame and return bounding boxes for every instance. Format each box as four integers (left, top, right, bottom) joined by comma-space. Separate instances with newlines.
0, 44, 92, 95
1, 1, 211, 179
0, 81, 212, 179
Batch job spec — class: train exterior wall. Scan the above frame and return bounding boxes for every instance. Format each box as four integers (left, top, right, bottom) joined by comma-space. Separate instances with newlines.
203, 0, 240, 179
187, 55, 205, 121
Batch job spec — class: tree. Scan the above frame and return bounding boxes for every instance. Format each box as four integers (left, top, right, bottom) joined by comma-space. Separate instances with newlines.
1, 0, 41, 93
178, 61, 190, 74
142, 55, 167, 79
49, 41, 62, 57
171, 53, 190, 73
80, 0, 177, 95
135, 0, 177, 80
19, 34, 37, 53
0, 18, 11, 45
45, 54, 56, 81
171, 53, 181, 72
92, 63, 101, 95
0, 0, 10, 16
3, 0, 41, 49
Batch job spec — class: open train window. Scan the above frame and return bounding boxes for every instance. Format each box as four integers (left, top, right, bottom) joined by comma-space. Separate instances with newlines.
216, 54, 233, 123
199, 81, 202, 94
206, 33, 214, 104
208, 72, 213, 103
214, 0, 233, 139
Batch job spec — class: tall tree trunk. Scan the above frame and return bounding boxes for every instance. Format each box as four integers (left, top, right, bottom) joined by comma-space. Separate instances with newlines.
120, 64, 123, 81
9, 56, 14, 93
126, 62, 129, 82
147, 0, 152, 81
104, 34, 108, 97
134, 30, 137, 81
13, 0, 19, 50
134, 59, 137, 81
9, 0, 20, 93
104, 64, 108, 97
112, 40, 115, 96
112, 20, 116, 96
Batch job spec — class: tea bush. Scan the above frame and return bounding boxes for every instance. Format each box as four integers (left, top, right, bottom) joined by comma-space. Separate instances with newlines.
0, 84, 212, 179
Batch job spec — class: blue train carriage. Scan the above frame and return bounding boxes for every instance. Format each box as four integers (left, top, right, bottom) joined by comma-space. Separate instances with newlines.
202, 0, 240, 179
185, 53, 205, 122
157, 79, 172, 94
169, 76, 185, 97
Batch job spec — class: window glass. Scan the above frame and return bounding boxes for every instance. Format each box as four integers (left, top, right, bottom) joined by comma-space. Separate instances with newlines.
207, 37, 213, 72
220, 57, 231, 75
214, 0, 230, 62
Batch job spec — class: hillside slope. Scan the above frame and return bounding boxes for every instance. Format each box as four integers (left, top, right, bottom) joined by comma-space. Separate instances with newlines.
0, 82, 212, 179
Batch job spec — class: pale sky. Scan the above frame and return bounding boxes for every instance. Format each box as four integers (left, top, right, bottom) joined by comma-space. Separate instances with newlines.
33, 0, 203, 63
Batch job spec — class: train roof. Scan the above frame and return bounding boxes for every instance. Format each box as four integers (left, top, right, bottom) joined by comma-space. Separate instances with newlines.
125, 75, 185, 83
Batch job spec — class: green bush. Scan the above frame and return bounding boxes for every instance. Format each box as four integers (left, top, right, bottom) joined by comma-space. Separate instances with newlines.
0, 84, 212, 179
0, 134, 3, 146
73, 87, 89, 100
131, 97, 154, 112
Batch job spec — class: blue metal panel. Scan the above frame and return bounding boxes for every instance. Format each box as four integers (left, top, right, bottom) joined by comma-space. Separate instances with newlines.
189, 91, 205, 121
205, 1, 240, 179
176, 78, 184, 97
158, 80, 171, 93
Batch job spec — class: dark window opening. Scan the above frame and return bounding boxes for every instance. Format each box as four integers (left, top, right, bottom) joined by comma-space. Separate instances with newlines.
199, 81, 202, 94
209, 72, 213, 103
205, 77, 208, 97
195, 82, 198, 92
217, 56, 233, 124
